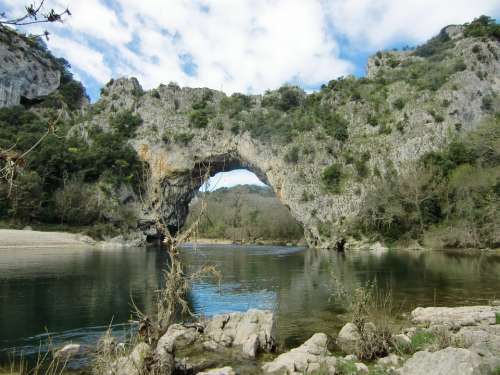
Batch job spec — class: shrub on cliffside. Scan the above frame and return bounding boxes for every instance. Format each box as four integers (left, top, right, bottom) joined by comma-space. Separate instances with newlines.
322, 163, 344, 193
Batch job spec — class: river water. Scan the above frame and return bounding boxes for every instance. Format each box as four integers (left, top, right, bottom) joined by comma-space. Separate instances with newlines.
1, 245, 499, 367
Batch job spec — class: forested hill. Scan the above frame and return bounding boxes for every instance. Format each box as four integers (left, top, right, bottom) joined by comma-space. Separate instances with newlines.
185, 185, 304, 243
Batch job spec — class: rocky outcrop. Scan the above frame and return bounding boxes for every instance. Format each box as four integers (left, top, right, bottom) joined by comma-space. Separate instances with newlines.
0, 27, 61, 107
336, 322, 361, 354
261, 333, 336, 374
197, 367, 235, 375
151, 309, 276, 374
397, 347, 490, 375
73, 27, 500, 249
107, 343, 154, 375
203, 309, 276, 358
411, 306, 500, 328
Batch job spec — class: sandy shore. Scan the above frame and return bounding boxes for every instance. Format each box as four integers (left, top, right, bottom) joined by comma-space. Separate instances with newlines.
0, 229, 95, 248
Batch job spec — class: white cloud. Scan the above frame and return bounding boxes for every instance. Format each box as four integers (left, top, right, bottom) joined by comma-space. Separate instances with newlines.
326, 0, 500, 49
12, 0, 353, 93
48, 35, 111, 83
2, 0, 499, 96
202, 169, 267, 191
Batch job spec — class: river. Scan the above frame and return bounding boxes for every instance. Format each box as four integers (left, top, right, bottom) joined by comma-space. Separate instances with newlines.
1, 245, 499, 368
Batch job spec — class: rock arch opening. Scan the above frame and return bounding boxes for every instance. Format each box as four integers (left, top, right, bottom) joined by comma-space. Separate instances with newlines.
185, 169, 304, 244
141, 151, 304, 245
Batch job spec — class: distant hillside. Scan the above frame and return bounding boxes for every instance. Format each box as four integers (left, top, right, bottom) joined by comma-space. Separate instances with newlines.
185, 185, 304, 243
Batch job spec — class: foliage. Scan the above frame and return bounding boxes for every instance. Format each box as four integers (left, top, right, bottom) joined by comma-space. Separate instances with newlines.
174, 132, 194, 145
358, 117, 500, 247
393, 98, 406, 110
324, 112, 349, 142
220, 93, 252, 118
189, 91, 215, 128
262, 85, 305, 112
414, 30, 455, 58
409, 330, 436, 352
54, 179, 103, 225
464, 15, 500, 40
109, 110, 143, 137
335, 359, 358, 375
408, 328, 460, 353
284, 145, 300, 164
0, 104, 142, 232
322, 163, 344, 193
185, 185, 303, 242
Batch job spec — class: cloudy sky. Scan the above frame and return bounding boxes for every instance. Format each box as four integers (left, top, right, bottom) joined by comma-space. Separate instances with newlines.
2, 0, 500, 102
2, 0, 499, 188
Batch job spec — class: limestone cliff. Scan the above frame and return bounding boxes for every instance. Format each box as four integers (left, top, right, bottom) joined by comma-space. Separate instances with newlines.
75, 25, 500, 249
2, 22, 499, 248
0, 26, 62, 108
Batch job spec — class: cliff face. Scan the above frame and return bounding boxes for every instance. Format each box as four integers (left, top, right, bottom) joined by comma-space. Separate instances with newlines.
2, 23, 499, 248
0, 27, 61, 108
76, 25, 500, 248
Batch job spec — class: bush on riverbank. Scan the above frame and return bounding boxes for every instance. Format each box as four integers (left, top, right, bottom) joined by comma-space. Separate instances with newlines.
0, 104, 142, 238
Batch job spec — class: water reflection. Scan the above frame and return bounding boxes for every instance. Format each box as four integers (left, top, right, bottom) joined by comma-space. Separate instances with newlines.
1, 245, 499, 363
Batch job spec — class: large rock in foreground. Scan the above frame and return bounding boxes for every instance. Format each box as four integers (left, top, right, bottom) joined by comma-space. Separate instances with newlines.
411, 306, 500, 328
153, 309, 275, 374
397, 347, 491, 375
261, 333, 336, 374
203, 308, 276, 358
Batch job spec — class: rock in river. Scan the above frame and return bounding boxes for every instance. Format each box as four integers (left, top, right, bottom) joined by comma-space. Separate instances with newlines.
262, 333, 336, 374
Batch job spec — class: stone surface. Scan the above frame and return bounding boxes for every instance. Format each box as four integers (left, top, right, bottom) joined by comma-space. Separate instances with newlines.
204, 309, 275, 355
411, 306, 500, 328
64, 28, 500, 249
354, 362, 369, 374
454, 325, 500, 369
0, 27, 61, 108
129, 343, 152, 369
392, 333, 411, 349
397, 347, 490, 375
336, 322, 361, 354
241, 333, 259, 359
197, 367, 236, 375
55, 343, 82, 359
261, 333, 336, 374
377, 354, 404, 368
156, 323, 202, 353
107, 343, 152, 375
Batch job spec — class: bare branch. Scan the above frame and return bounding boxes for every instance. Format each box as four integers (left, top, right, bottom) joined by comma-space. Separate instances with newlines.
0, 1, 71, 38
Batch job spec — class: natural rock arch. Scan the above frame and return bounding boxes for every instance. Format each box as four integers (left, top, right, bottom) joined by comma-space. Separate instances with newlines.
88, 29, 500, 249
136, 137, 313, 245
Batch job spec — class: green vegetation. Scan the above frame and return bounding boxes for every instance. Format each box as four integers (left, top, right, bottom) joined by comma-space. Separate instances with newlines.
184, 185, 303, 242
358, 116, 500, 248
322, 163, 344, 193
284, 145, 300, 164
220, 93, 253, 117
496, 312, 500, 324
0, 102, 142, 238
335, 359, 358, 375
189, 91, 215, 128
464, 15, 500, 40
409, 330, 436, 352
324, 112, 349, 142
414, 30, 455, 58
109, 110, 143, 137
174, 132, 194, 145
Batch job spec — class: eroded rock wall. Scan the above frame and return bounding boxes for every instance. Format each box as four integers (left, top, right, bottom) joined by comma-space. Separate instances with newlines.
0, 27, 61, 108
79, 29, 500, 248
